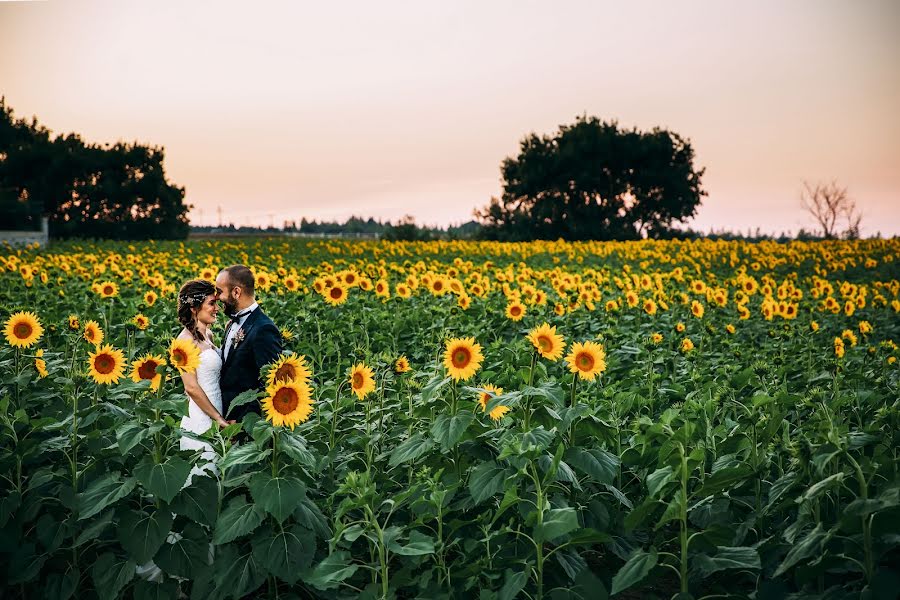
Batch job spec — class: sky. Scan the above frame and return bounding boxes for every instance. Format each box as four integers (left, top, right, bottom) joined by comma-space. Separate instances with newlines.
1, 0, 899, 235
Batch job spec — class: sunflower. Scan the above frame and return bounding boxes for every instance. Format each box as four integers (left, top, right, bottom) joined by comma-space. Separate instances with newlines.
83, 320, 104, 345
477, 384, 510, 421
169, 337, 201, 373
396, 283, 412, 298
267, 354, 312, 388
132, 313, 149, 330
395, 355, 411, 373
443, 337, 484, 381
564, 341, 607, 381
527, 323, 565, 361
144, 290, 158, 306
281, 328, 294, 340
690, 300, 705, 319
97, 281, 119, 298
283, 276, 299, 292
349, 363, 376, 399
200, 268, 216, 282
4, 311, 43, 348
810, 320, 820, 332
834, 337, 845, 358
650, 332, 663, 344
675, 322, 685, 333
35, 349, 48, 378
68, 315, 80, 330
131, 353, 165, 391
324, 284, 348, 306
457, 294, 471, 310
643, 299, 657, 315
505, 301, 526, 321
859, 320, 873, 335
680, 338, 695, 353
374, 279, 390, 298
429, 277, 448, 296
87, 344, 127, 385
262, 379, 314, 429
725, 324, 736, 334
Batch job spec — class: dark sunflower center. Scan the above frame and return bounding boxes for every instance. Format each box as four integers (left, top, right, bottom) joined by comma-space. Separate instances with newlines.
138, 360, 158, 380
13, 322, 32, 339
452, 348, 470, 367
511, 306, 521, 316
352, 372, 364, 388
538, 336, 552, 351
330, 287, 343, 299
345, 274, 355, 283
272, 387, 299, 415
275, 364, 296, 383
95, 354, 115, 374
433, 282, 443, 291
103, 286, 113, 295
576, 352, 594, 371
173, 349, 187, 365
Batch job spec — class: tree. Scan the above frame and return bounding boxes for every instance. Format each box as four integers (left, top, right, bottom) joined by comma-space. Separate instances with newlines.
475, 116, 706, 240
800, 180, 862, 239
0, 97, 190, 239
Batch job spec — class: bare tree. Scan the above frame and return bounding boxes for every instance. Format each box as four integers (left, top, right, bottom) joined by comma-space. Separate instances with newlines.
800, 180, 862, 239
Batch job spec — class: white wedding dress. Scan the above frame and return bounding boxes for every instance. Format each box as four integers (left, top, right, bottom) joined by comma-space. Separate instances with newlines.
179, 344, 223, 485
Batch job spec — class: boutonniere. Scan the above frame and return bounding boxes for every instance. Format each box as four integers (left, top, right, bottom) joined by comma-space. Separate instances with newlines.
233, 327, 246, 349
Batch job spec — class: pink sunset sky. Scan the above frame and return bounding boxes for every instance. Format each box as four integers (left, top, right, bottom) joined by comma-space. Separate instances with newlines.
1, 0, 898, 234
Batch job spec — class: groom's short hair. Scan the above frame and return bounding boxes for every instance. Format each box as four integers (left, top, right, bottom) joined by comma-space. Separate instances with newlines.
223, 265, 255, 296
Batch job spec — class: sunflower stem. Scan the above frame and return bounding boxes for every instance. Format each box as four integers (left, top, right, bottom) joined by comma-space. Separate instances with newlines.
272, 429, 279, 477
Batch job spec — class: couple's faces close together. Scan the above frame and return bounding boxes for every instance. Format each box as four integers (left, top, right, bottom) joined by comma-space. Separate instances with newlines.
192, 272, 247, 327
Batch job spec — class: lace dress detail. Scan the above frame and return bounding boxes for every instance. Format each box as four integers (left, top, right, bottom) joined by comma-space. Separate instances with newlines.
179, 345, 223, 485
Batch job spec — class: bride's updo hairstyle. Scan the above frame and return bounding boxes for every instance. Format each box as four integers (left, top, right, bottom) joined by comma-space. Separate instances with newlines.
177, 279, 216, 342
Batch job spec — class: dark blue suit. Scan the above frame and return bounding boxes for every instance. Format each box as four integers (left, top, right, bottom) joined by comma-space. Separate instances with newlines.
220, 307, 282, 423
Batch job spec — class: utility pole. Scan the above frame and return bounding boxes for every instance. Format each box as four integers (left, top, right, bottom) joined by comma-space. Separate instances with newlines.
217, 206, 223, 228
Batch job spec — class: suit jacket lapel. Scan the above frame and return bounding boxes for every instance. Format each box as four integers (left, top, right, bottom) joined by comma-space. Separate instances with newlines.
222, 309, 263, 371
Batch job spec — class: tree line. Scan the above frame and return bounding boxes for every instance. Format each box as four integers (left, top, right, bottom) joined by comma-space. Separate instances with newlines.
0, 97, 189, 238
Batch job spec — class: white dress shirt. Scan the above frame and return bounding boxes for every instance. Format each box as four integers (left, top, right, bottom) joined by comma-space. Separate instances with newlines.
223, 302, 258, 361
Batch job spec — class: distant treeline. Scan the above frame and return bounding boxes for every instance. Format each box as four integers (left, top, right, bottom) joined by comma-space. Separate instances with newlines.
190, 219, 891, 242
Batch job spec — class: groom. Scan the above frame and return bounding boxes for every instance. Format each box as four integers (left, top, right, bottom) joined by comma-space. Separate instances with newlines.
215, 264, 283, 424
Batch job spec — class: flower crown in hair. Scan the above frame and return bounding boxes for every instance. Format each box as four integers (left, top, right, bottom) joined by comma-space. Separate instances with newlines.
179, 291, 210, 306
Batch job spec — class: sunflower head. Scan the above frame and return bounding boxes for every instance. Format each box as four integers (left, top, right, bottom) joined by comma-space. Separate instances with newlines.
132, 313, 149, 330
477, 384, 510, 421
527, 323, 565, 361
83, 320, 104, 345
681, 338, 695, 353
88, 344, 127, 385
394, 356, 411, 374
443, 337, 484, 381
324, 284, 348, 306
131, 353, 165, 391
564, 341, 607, 381
266, 354, 312, 389
505, 301, 526, 321
4, 311, 43, 348
98, 281, 119, 298
169, 337, 201, 373
349, 363, 376, 399
68, 315, 80, 330
262, 379, 314, 429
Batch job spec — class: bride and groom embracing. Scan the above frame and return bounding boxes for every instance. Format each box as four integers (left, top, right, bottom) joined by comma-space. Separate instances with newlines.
175, 264, 283, 480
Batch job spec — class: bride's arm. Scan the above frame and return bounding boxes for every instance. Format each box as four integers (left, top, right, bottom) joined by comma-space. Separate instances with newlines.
180, 369, 229, 428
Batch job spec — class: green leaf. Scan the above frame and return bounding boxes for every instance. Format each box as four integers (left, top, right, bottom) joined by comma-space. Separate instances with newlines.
469, 460, 510, 504
212, 542, 266, 598
117, 507, 174, 564
220, 443, 271, 471
91, 552, 136, 600
277, 430, 317, 469
133, 579, 179, 600
154, 522, 210, 579
655, 494, 684, 530
611, 547, 657, 596
698, 464, 752, 496
170, 475, 218, 527
225, 389, 259, 418
498, 568, 528, 600
77, 473, 136, 520
535, 507, 579, 543
116, 421, 150, 455
799, 472, 844, 503
247, 472, 306, 523
388, 433, 434, 467
566, 447, 619, 485
75, 510, 114, 546
134, 456, 193, 503
251, 524, 315, 585
645, 466, 674, 499
387, 530, 435, 556
431, 411, 475, 451
293, 496, 331, 539
691, 546, 761, 579
213, 496, 266, 545
307, 550, 359, 590
774, 523, 833, 577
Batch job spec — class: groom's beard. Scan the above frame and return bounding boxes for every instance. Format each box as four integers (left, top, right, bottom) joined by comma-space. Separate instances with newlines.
222, 298, 238, 316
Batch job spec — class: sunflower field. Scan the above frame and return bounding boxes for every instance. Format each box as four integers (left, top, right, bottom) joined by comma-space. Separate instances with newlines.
1, 237, 899, 600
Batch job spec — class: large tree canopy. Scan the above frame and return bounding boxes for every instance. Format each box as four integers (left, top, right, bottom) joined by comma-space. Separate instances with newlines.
0, 98, 189, 239
476, 116, 706, 240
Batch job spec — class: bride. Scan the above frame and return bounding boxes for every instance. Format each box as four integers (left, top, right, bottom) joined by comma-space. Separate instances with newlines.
175, 279, 230, 483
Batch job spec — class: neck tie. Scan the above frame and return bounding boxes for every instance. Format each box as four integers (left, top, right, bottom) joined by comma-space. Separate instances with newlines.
230, 309, 250, 324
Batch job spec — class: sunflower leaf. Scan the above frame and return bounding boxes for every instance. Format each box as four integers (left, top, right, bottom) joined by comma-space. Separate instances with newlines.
247, 472, 306, 523
134, 456, 192, 503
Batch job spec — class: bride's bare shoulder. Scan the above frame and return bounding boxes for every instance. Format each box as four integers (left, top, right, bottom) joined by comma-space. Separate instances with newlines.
176, 329, 200, 345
